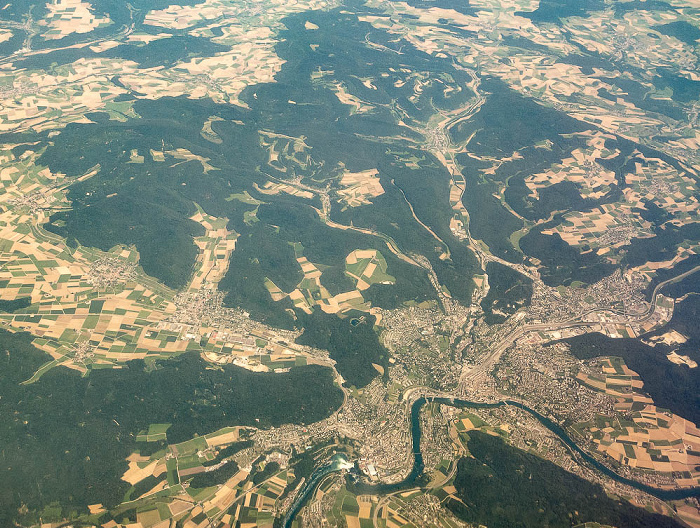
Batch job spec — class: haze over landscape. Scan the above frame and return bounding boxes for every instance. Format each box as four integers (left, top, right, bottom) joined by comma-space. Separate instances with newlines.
0, 0, 699, 527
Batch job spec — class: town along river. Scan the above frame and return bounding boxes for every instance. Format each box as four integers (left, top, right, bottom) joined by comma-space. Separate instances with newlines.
284, 397, 700, 526
354, 397, 700, 499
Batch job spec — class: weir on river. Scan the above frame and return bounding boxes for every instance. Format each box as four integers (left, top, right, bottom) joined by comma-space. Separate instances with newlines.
282, 454, 354, 528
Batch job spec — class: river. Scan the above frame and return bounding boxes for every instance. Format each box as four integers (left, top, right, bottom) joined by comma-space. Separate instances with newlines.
282, 453, 354, 528
283, 396, 700, 526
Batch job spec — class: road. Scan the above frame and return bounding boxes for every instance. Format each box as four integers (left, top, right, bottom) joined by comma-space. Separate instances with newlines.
458, 264, 700, 395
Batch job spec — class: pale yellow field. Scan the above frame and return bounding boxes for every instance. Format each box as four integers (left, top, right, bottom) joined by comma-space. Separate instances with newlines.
541, 150, 700, 264
264, 248, 395, 316
577, 358, 700, 487
256, 181, 315, 200
41, 0, 112, 40
525, 131, 618, 200
666, 351, 698, 369
337, 169, 384, 207
0, 144, 325, 378
331, 82, 375, 114
189, 208, 238, 290
122, 454, 159, 485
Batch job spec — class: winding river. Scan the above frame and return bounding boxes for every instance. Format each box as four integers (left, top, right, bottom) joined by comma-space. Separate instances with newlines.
284, 397, 700, 526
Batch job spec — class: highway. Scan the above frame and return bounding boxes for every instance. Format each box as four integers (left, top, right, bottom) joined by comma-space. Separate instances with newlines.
458, 264, 700, 392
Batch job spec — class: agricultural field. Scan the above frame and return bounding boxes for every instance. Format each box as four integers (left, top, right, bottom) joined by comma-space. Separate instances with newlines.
41, 0, 112, 40
574, 357, 700, 489
111, 424, 297, 528
337, 169, 385, 208
0, 136, 338, 381
0, 0, 700, 526
264, 248, 395, 316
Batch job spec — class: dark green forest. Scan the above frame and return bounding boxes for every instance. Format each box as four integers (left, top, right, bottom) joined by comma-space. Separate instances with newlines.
0, 330, 342, 526
449, 432, 683, 528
